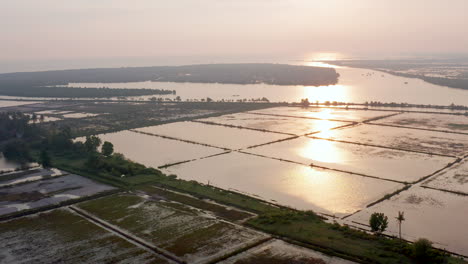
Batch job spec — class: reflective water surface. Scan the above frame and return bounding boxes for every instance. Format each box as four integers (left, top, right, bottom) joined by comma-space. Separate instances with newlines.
164, 152, 403, 217
68, 66, 468, 105
246, 136, 454, 182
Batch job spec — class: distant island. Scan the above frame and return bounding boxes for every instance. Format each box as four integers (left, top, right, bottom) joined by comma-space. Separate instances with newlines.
0, 64, 339, 98
331, 60, 468, 90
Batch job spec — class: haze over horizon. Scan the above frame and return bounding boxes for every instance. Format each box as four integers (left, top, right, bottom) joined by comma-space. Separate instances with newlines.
1, 0, 468, 72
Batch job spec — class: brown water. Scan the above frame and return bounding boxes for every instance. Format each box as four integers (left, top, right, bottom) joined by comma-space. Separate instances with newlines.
164, 152, 404, 217
246, 136, 454, 182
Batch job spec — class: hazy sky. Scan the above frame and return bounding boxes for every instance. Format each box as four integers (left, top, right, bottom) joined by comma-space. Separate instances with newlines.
1, 0, 468, 66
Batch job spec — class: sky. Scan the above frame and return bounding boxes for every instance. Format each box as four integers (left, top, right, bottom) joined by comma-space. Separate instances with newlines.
1, 0, 468, 72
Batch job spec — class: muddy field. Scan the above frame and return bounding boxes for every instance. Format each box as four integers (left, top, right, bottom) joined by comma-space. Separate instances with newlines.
248, 106, 398, 122
246, 136, 454, 183
197, 112, 350, 135
372, 112, 468, 134
0, 174, 115, 216
220, 239, 355, 264
348, 187, 468, 256
135, 121, 290, 150
0, 208, 173, 263
78, 193, 268, 264
312, 124, 468, 157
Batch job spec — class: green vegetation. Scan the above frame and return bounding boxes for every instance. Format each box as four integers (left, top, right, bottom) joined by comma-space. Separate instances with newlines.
369, 212, 389, 234
0, 85, 175, 98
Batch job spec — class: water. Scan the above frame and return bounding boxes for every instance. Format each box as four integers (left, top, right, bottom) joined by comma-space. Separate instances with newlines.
67, 64, 468, 105
164, 151, 404, 217
134, 121, 289, 150
348, 186, 468, 256
313, 124, 468, 157
83, 130, 224, 168
246, 136, 454, 182
198, 113, 350, 136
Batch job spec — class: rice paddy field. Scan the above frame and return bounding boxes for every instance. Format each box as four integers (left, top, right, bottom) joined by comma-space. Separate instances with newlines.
348, 187, 468, 256
371, 112, 468, 134
245, 136, 454, 183
164, 152, 404, 217
249, 106, 398, 122
80, 130, 224, 168
134, 121, 290, 149
77, 193, 268, 264
423, 159, 468, 195
220, 239, 355, 264
0, 208, 173, 263
197, 112, 351, 135
312, 124, 468, 157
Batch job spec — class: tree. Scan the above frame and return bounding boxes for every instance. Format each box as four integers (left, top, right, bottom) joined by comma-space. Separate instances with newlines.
396, 211, 405, 240
39, 149, 52, 168
84, 135, 102, 152
3, 140, 31, 165
31, 113, 38, 123
412, 238, 432, 262
101, 141, 114, 157
300, 98, 310, 108
369, 212, 388, 234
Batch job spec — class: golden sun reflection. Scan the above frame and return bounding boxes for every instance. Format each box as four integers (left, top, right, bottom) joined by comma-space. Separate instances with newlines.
303, 85, 349, 103
298, 138, 344, 164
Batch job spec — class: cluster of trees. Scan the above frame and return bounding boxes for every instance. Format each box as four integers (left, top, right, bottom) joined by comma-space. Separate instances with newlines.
368, 212, 447, 263
0, 84, 174, 98
79, 135, 158, 177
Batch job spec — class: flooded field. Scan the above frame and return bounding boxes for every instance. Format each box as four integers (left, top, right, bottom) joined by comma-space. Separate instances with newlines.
78, 193, 268, 264
372, 112, 468, 134
197, 112, 350, 135
312, 124, 468, 157
0, 100, 39, 108
423, 159, 468, 195
0, 174, 115, 216
86, 130, 224, 168
0, 209, 171, 263
348, 187, 468, 256
250, 106, 397, 122
0, 156, 23, 173
134, 121, 290, 150
164, 152, 404, 217
246, 137, 454, 183
0, 168, 64, 188
61, 112, 101, 118
220, 239, 355, 264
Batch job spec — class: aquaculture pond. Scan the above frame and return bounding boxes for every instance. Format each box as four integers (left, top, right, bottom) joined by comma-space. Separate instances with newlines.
423, 159, 468, 195
197, 112, 350, 136
372, 112, 468, 134
246, 136, 454, 183
134, 121, 290, 150
348, 187, 468, 256
79, 130, 224, 168
312, 124, 468, 157
249, 106, 398, 122
164, 152, 404, 217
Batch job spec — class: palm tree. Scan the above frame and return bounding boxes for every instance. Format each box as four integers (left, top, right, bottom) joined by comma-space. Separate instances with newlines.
396, 211, 405, 240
